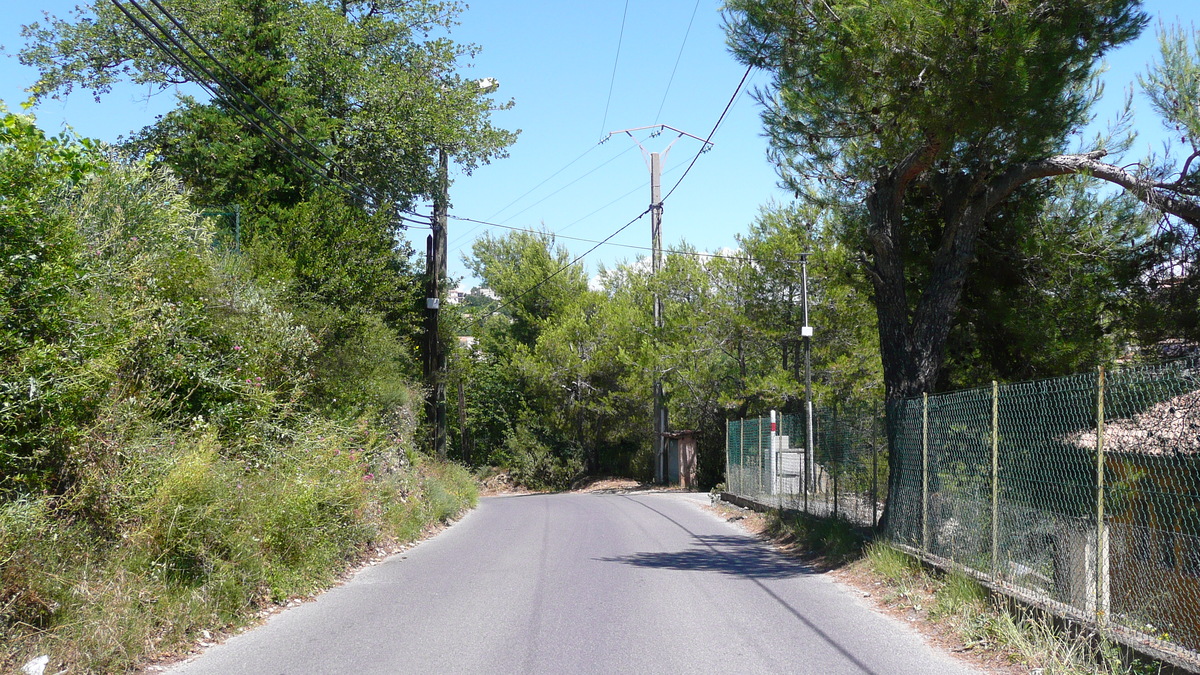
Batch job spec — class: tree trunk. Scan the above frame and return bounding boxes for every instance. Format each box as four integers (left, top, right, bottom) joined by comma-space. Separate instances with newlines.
867, 149, 1200, 532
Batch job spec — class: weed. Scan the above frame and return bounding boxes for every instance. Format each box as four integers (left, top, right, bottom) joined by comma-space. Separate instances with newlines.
863, 541, 917, 582
856, 544, 1163, 675
932, 570, 987, 619
0, 424, 478, 674
765, 510, 867, 566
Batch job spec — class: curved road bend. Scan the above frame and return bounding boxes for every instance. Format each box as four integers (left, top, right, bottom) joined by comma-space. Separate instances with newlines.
169, 492, 979, 674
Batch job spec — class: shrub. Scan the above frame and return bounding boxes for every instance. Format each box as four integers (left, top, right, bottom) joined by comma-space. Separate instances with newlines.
497, 424, 584, 491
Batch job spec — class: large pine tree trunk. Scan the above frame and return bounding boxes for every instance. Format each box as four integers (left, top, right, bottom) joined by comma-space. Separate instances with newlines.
865, 164, 986, 531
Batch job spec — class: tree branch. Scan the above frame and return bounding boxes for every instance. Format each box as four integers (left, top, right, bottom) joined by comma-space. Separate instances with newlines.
978, 150, 1200, 225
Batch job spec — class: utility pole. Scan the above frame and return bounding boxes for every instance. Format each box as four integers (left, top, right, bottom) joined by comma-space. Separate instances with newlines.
650, 150, 667, 484
607, 125, 712, 483
801, 253, 814, 493
424, 149, 449, 459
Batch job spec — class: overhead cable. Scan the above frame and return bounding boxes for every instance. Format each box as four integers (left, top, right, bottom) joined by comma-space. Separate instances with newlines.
450, 215, 811, 266
654, 0, 703, 123
598, 0, 631, 140
113, 0, 432, 229
478, 208, 650, 322
661, 62, 755, 203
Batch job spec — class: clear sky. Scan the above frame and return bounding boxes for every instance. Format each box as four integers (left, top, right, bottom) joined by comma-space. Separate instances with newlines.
3, 1, 1199, 289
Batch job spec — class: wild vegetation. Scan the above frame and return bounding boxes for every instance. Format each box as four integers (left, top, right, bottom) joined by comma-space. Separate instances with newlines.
5, 0, 1200, 671
730, 506, 1161, 674
438, 4, 1200, 495
3, 0, 509, 670
0, 108, 478, 673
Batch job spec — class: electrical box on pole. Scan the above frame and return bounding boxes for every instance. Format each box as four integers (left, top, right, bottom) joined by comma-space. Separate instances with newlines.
801, 253, 814, 492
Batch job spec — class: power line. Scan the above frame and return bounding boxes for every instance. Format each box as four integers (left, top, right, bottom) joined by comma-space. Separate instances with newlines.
446, 142, 639, 250
114, 0, 432, 229
598, 0, 631, 140
661, 62, 755, 204
483, 141, 603, 222
124, 1, 360, 197
653, 0, 702, 123
496, 143, 638, 225
465, 63, 765, 322
450, 148, 688, 262
449, 215, 811, 266
536, 145, 657, 233
478, 208, 651, 322
145, 0, 346, 182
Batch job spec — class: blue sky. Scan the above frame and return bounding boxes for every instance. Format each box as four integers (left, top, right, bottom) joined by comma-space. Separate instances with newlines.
3, 1, 1199, 289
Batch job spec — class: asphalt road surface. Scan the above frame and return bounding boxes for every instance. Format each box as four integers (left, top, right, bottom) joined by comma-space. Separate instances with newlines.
168, 492, 979, 674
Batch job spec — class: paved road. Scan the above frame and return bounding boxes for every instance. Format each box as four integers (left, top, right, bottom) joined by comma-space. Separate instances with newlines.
169, 492, 978, 674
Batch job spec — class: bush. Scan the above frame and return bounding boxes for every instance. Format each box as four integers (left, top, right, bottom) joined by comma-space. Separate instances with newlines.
497, 424, 584, 491
0, 117, 476, 673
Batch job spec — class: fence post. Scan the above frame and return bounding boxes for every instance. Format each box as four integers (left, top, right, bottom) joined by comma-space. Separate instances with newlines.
1095, 366, 1108, 626
835, 401, 844, 516
872, 404, 879, 529
922, 392, 929, 555
991, 381, 1000, 578
803, 411, 810, 514
757, 417, 764, 497
738, 420, 744, 495
725, 419, 731, 495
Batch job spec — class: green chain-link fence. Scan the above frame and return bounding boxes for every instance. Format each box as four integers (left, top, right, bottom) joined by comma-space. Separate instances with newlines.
726, 405, 886, 527
726, 355, 1200, 663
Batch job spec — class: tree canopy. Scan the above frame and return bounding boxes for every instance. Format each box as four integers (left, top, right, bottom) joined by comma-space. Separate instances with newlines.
21, 0, 517, 211
725, 0, 1200, 401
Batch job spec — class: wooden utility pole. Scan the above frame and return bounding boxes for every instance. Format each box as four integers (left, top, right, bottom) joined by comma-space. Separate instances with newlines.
424, 149, 449, 458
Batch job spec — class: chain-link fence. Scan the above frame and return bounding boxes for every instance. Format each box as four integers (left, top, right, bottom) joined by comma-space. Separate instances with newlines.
726, 355, 1200, 663
726, 404, 886, 528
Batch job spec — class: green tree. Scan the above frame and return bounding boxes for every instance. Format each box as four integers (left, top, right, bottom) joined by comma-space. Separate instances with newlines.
724, 0, 1200, 403
20, 0, 516, 210
20, 0, 518, 426
942, 177, 1151, 386
1127, 23, 1200, 348
0, 108, 102, 492
466, 230, 588, 349
460, 230, 595, 485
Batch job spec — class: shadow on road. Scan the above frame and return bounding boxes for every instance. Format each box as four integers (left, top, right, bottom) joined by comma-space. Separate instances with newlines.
597, 534, 815, 579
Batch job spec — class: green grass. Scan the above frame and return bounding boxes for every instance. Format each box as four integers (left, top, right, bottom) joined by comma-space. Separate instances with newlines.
0, 427, 477, 674
856, 543, 1165, 675
755, 508, 1165, 674
764, 510, 868, 567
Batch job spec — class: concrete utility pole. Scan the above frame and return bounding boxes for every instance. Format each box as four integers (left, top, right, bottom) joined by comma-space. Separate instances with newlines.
607, 125, 712, 483
424, 149, 449, 459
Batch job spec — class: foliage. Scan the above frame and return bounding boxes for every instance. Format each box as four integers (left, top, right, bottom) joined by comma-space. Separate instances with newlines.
1126, 23, 1200, 350
723, 0, 1176, 402
0, 108, 105, 492
20, 0, 516, 209
858, 544, 1156, 674
0, 112, 476, 672
494, 423, 584, 492
455, 209, 881, 489
943, 177, 1152, 387
459, 230, 650, 482
0, 422, 476, 673
19, 1, 519, 436
765, 509, 867, 566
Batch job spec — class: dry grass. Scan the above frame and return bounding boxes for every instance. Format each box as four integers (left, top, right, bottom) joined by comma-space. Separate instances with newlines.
710, 500, 1166, 675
